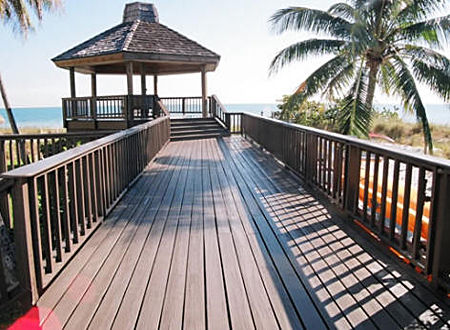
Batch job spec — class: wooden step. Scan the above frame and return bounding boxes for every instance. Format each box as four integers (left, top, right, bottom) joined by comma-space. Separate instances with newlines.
171, 124, 222, 131
171, 128, 225, 136
170, 131, 229, 141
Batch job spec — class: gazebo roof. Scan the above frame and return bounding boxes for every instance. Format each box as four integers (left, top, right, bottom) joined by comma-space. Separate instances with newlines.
52, 2, 220, 75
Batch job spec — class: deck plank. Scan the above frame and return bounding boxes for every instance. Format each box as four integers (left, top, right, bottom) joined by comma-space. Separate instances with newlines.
182, 140, 206, 330
67, 142, 186, 329
201, 139, 231, 330
158, 141, 197, 329
112, 141, 193, 329
35, 135, 449, 330
40, 142, 181, 328
224, 138, 389, 329
226, 136, 449, 328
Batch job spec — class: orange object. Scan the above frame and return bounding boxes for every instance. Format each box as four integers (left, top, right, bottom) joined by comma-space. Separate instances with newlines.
358, 159, 430, 241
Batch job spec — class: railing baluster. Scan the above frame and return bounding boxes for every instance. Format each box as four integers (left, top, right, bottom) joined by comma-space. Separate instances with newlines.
61, 166, 72, 253
41, 174, 55, 273
68, 161, 79, 244
379, 156, 390, 235
389, 160, 400, 241
400, 163, 413, 250
363, 151, 371, 221
412, 167, 426, 260
50, 170, 63, 263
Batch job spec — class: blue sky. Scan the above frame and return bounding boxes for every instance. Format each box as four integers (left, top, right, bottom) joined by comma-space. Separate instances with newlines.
0, 0, 448, 107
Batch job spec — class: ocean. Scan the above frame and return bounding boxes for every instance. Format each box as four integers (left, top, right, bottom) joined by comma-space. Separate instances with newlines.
0, 103, 449, 129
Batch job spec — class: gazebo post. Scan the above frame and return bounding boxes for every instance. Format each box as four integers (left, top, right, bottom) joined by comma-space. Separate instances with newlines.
153, 75, 158, 96
201, 66, 208, 118
69, 67, 77, 122
140, 64, 146, 95
126, 62, 134, 126
91, 73, 97, 128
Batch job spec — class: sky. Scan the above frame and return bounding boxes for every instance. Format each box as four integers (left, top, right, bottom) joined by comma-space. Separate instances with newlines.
0, 0, 449, 108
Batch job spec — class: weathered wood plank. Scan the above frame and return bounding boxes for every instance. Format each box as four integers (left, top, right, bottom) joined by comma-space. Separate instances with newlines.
86, 142, 186, 329
211, 139, 280, 329
207, 139, 256, 329
200, 139, 230, 330
229, 136, 449, 328
134, 141, 194, 329
182, 140, 206, 330
63, 143, 183, 329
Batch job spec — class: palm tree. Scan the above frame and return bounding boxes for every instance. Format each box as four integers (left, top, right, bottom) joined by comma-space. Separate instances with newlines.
270, 0, 450, 153
0, 0, 60, 134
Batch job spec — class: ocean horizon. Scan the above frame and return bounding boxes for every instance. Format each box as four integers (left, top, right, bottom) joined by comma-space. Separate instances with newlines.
0, 103, 449, 129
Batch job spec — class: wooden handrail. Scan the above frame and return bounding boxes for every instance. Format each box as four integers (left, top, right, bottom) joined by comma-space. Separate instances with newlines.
0, 117, 170, 305
229, 111, 450, 291
157, 100, 170, 117
242, 112, 450, 171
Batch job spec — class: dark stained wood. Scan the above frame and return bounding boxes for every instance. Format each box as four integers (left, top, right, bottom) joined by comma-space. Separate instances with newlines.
32, 136, 449, 329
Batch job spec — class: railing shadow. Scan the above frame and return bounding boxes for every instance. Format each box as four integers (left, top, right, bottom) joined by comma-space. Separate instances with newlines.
217, 137, 449, 329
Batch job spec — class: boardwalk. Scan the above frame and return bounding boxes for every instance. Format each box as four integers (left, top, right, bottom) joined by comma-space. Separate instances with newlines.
35, 136, 449, 329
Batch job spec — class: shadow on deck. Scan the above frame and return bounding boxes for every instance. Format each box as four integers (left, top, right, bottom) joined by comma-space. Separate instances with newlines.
29, 136, 449, 329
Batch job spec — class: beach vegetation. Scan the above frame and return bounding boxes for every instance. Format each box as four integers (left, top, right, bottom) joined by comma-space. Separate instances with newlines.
270, 0, 450, 154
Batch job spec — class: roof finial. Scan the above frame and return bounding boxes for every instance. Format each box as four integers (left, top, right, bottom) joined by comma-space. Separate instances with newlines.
123, 2, 159, 23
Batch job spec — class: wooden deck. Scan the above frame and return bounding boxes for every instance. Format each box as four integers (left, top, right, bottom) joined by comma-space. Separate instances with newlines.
34, 136, 449, 329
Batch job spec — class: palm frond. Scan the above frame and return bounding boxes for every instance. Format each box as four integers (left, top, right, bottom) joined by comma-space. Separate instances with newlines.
291, 55, 351, 102
328, 2, 356, 21
270, 7, 352, 39
1, 0, 60, 35
401, 44, 450, 68
395, 14, 450, 46
379, 60, 397, 95
323, 61, 355, 100
269, 39, 346, 74
391, 56, 433, 152
395, 0, 447, 22
337, 63, 372, 137
411, 59, 450, 101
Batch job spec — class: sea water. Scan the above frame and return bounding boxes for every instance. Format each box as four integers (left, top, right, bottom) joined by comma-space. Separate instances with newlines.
0, 104, 449, 129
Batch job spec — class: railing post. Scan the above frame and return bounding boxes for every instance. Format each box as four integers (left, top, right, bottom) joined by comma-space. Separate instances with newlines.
62, 100, 68, 128
182, 98, 186, 115
344, 145, 361, 214
210, 96, 216, 117
126, 96, 134, 128
431, 170, 450, 290
305, 134, 318, 185
91, 97, 97, 129
12, 178, 39, 306
225, 113, 231, 130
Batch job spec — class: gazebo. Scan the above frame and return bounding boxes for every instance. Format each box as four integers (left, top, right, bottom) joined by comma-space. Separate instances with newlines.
52, 2, 220, 131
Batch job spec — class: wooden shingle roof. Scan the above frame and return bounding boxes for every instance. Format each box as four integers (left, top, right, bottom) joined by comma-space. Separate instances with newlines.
52, 21, 220, 62
52, 2, 220, 75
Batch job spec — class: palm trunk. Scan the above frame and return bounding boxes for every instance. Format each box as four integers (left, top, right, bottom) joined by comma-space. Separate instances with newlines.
365, 63, 379, 112
421, 117, 433, 154
0, 73, 27, 164
0, 73, 20, 134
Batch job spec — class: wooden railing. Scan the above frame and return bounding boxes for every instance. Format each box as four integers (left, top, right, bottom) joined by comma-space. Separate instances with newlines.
160, 96, 209, 115
210, 95, 241, 134
62, 95, 157, 125
0, 132, 110, 238
223, 112, 449, 291
0, 116, 170, 305
0, 132, 110, 173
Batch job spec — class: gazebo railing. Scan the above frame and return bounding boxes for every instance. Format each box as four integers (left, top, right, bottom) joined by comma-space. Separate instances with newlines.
160, 96, 210, 115
62, 95, 157, 125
